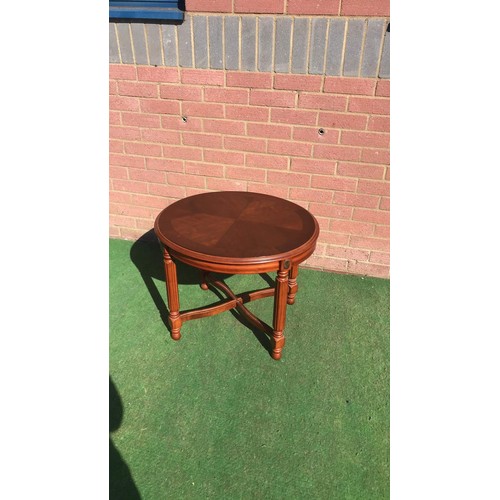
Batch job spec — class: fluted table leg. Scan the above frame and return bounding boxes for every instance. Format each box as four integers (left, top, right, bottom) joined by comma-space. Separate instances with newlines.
272, 260, 290, 360
287, 264, 299, 305
162, 246, 182, 340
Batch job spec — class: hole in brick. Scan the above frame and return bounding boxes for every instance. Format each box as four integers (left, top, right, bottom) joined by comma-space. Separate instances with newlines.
318, 128, 325, 136
181, 116, 188, 123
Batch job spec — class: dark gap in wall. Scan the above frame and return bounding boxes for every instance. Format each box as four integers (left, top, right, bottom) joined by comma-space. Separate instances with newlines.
112, 19, 183, 25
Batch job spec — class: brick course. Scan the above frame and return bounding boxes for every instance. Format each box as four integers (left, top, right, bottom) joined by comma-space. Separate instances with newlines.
184, 0, 388, 16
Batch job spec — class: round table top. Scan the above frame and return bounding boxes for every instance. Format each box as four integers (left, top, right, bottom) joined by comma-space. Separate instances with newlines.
154, 191, 319, 265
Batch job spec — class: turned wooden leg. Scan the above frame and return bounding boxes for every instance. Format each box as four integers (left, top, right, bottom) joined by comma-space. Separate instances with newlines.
200, 270, 209, 291
272, 261, 289, 360
162, 246, 182, 340
287, 264, 299, 305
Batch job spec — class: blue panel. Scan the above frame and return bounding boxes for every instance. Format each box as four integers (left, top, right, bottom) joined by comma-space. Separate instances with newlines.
109, 1, 183, 22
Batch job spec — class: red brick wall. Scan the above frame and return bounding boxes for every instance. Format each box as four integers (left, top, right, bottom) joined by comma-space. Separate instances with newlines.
109, 64, 390, 278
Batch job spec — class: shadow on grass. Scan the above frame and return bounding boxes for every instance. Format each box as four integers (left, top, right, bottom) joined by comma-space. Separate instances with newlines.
130, 229, 274, 356
110, 377, 141, 500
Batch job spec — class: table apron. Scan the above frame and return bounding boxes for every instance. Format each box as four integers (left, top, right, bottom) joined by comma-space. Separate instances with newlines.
167, 245, 316, 274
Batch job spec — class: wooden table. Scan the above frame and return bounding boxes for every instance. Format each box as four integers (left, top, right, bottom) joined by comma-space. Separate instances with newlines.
154, 191, 320, 360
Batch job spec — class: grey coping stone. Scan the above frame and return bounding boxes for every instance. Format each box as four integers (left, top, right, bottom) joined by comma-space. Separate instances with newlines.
361, 19, 385, 77
162, 24, 178, 67
109, 24, 120, 64
325, 18, 346, 76
309, 17, 328, 75
224, 16, 239, 70
146, 24, 163, 66
209, 16, 224, 70
116, 23, 134, 64
130, 23, 148, 65
258, 17, 273, 72
274, 17, 292, 73
178, 15, 193, 67
241, 17, 257, 71
343, 19, 364, 77
379, 29, 390, 78
193, 16, 208, 69
291, 17, 309, 75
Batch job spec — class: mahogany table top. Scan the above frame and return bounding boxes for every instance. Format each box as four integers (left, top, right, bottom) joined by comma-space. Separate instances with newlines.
154, 191, 319, 265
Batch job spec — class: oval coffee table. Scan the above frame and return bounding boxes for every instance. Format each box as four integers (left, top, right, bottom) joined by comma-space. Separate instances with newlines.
154, 191, 320, 360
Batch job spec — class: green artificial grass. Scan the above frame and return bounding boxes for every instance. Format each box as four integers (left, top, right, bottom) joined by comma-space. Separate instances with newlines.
110, 235, 390, 499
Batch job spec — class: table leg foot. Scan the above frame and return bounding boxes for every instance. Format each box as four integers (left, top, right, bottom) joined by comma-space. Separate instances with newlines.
271, 331, 285, 360
169, 312, 182, 340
